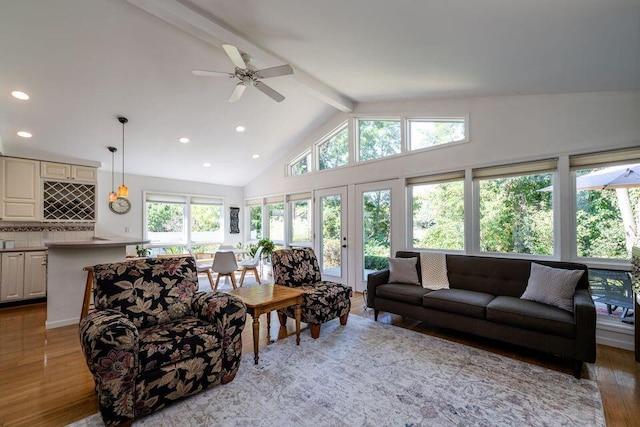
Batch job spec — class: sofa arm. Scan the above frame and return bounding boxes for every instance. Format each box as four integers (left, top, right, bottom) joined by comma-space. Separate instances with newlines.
192, 292, 247, 378
573, 289, 596, 363
79, 309, 139, 426
367, 269, 390, 308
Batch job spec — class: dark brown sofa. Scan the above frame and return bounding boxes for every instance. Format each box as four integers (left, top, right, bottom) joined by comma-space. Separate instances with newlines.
366, 252, 596, 378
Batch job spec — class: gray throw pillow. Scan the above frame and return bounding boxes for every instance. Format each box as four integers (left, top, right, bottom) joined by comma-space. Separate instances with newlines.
388, 257, 420, 285
521, 262, 584, 312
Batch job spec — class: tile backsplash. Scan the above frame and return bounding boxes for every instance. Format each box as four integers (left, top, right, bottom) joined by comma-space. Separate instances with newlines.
0, 224, 94, 249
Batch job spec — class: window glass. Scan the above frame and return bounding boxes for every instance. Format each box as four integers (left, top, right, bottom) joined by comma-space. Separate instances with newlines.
411, 181, 464, 250
409, 119, 466, 151
289, 152, 311, 176
290, 200, 312, 243
358, 120, 401, 162
318, 126, 349, 170
576, 163, 640, 259
249, 205, 262, 240
479, 173, 553, 255
268, 203, 285, 242
363, 189, 391, 279
190, 203, 223, 243
146, 201, 185, 244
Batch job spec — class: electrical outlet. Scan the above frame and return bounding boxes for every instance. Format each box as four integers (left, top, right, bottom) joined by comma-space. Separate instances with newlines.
125, 226, 130, 233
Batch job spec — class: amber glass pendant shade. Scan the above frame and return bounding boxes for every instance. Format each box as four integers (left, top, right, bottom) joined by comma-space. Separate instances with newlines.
117, 185, 129, 197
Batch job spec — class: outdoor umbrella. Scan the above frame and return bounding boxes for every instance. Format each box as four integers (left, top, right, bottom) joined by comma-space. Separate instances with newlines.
574, 163, 640, 190
540, 163, 640, 191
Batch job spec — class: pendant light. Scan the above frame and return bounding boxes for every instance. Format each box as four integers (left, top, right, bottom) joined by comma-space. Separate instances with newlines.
117, 116, 129, 197
107, 146, 118, 202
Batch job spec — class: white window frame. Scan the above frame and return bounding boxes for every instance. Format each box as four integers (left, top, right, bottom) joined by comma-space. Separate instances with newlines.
472, 159, 558, 259
407, 115, 469, 152
315, 121, 350, 171
406, 171, 466, 252
355, 116, 404, 163
244, 198, 264, 244
143, 191, 225, 250
265, 195, 286, 246
287, 192, 313, 248
287, 149, 312, 176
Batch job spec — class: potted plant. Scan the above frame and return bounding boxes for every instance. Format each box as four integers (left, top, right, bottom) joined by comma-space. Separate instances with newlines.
136, 245, 151, 257
257, 238, 275, 261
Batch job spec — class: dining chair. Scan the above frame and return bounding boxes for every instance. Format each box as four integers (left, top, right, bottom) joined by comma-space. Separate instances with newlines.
187, 248, 215, 289
218, 244, 234, 250
212, 251, 239, 290
238, 246, 263, 286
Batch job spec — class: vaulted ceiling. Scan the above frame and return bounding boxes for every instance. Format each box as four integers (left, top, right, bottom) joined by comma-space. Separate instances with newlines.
1, 0, 638, 186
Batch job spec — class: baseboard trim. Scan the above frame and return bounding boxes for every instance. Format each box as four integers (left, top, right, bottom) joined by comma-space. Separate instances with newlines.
596, 325, 634, 351
46, 317, 79, 329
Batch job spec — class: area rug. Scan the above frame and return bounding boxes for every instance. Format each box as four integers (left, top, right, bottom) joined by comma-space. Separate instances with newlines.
70, 315, 604, 426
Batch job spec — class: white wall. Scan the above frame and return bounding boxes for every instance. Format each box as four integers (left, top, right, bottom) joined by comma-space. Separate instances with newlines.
94, 171, 244, 250
244, 91, 640, 197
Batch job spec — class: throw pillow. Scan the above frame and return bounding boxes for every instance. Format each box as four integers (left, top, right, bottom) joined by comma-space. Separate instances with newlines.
388, 257, 420, 285
520, 262, 584, 312
420, 252, 450, 290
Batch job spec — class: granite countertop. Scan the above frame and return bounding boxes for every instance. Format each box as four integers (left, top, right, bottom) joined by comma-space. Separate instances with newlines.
45, 237, 150, 249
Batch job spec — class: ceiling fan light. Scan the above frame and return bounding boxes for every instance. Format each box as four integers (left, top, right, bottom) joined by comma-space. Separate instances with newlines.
117, 185, 129, 197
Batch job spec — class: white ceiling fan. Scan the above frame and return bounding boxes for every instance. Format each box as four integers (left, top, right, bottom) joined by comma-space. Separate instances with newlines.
193, 44, 294, 103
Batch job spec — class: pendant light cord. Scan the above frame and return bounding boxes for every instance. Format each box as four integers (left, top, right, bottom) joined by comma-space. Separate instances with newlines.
121, 121, 125, 186
111, 149, 115, 192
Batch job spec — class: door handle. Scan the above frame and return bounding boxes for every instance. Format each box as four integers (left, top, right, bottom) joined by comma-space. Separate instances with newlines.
342, 244, 347, 248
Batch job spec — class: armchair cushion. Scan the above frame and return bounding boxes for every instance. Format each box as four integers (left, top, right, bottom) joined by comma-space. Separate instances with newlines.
138, 317, 219, 372
271, 247, 322, 287
279, 281, 352, 325
91, 257, 199, 329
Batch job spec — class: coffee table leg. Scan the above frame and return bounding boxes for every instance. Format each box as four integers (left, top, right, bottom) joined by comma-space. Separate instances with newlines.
252, 314, 260, 364
295, 304, 301, 345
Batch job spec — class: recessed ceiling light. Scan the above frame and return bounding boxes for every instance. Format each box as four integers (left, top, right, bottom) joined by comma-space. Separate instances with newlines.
235, 125, 246, 132
17, 131, 32, 138
252, 154, 260, 159
203, 162, 211, 167
11, 91, 29, 100
179, 137, 190, 143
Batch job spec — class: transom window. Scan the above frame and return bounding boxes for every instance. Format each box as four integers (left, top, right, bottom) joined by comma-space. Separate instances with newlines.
357, 119, 401, 162
409, 118, 467, 151
318, 124, 349, 170
288, 150, 311, 176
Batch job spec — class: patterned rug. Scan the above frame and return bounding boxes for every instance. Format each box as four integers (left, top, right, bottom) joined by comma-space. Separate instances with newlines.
70, 315, 605, 426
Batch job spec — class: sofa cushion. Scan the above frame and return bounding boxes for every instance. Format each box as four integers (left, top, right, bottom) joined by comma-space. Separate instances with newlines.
138, 316, 220, 372
376, 283, 430, 305
486, 296, 575, 337
520, 263, 583, 312
389, 257, 420, 285
423, 289, 495, 319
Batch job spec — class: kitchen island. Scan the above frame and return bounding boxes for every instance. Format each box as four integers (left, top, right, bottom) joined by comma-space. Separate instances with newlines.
45, 236, 149, 329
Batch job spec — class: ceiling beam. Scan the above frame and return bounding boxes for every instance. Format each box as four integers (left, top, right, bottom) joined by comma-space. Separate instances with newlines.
126, 0, 354, 112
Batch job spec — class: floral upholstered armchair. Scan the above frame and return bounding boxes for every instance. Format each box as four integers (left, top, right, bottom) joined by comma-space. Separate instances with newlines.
271, 248, 352, 339
79, 257, 246, 427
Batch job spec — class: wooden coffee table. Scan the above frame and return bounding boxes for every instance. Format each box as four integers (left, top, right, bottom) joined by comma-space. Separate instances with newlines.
226, 284, 304, 364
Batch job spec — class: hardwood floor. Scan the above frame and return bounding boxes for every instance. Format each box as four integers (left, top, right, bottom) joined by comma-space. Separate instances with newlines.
1, 295, 638, 426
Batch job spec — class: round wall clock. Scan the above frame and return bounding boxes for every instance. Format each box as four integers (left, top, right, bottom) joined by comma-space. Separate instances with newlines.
109, 196, 132, 215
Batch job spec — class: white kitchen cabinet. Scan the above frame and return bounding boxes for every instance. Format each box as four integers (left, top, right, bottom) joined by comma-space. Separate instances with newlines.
41, 161, 97, 182
0, 251, 47, 302
1, 157, 39, 221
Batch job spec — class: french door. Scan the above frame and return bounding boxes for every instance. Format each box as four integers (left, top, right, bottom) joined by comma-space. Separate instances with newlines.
314, 186, 348, 285
355, 180, 403, 292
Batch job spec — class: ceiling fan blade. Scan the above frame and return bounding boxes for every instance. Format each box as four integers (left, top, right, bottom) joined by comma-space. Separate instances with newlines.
228, 82, 247, 102
254, 81, 285, 102
222, 44, 247, 69
192, 69, 234, 78
256, 64, 294, 79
